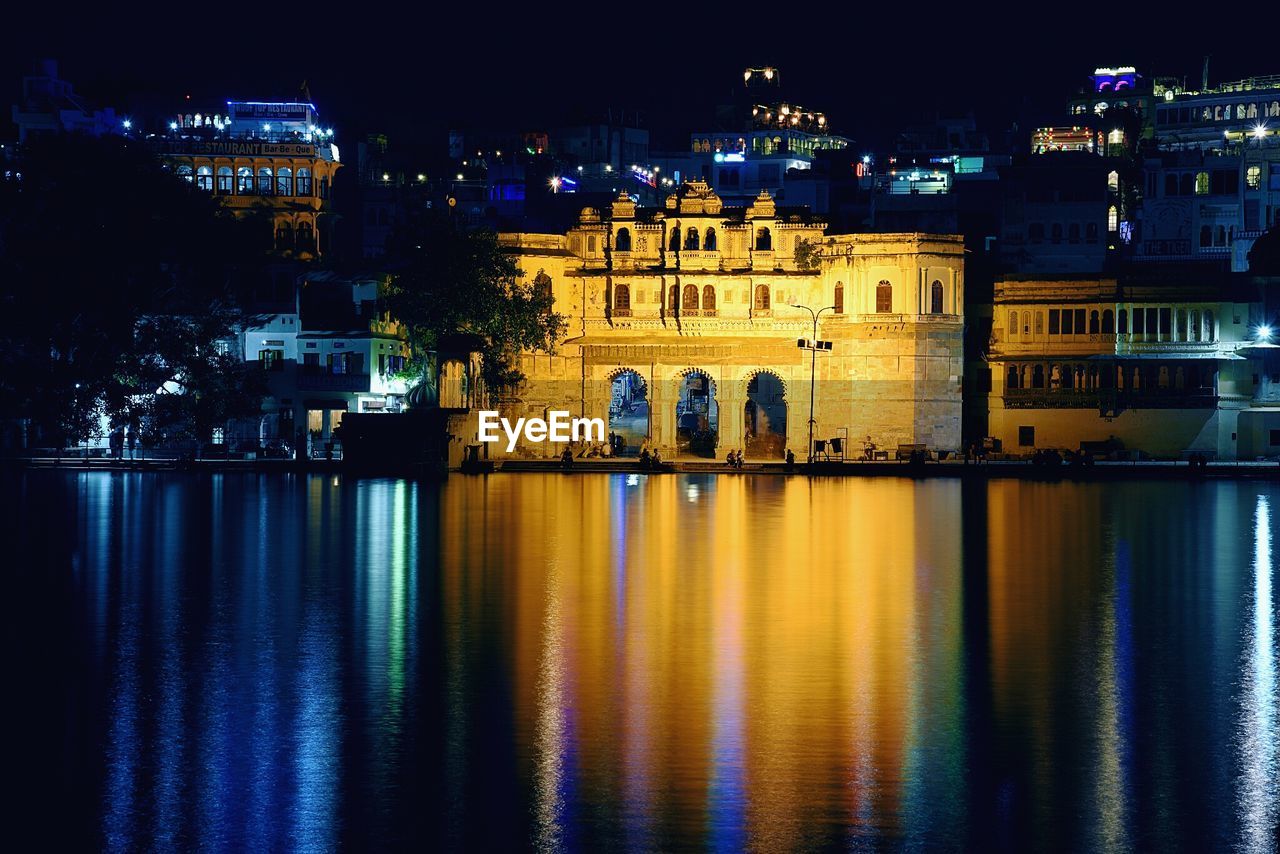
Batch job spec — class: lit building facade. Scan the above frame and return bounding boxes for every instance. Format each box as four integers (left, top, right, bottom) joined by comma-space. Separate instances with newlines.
483, 180, 965, 459
11, 60, 119, 143
148, 100, 342, 257
651, 68, 850, 207
985, 275, 1272, 459
242, 271, 411, 450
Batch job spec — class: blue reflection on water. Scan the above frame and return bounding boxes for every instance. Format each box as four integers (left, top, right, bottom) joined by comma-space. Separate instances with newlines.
1239, 495, 1277, 853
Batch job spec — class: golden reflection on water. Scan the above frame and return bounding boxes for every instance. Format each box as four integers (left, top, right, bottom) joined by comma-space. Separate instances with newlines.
439, 474, 965, 847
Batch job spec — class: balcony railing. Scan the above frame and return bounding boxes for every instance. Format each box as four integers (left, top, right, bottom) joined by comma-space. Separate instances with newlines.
296, 372, 372, 392
1004, 389, 1218, 409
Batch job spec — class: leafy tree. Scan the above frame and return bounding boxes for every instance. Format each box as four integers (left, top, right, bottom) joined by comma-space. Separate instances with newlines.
382, 210, 564, 394
1249, 227, 1280, 275
794, 238, 822, 271
0, 133, 267, 448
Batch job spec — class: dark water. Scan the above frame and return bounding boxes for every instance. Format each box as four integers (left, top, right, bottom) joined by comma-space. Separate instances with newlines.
5, 471, 1280, 851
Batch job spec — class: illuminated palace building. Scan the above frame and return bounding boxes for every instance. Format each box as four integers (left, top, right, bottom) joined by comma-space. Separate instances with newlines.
985, 275, 1280, 459
147, 100, 341, 255
494, 180, 964, 459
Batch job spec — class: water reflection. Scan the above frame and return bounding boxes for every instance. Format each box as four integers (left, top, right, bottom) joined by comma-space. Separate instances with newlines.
7, 472, 1279, 849
1239, 495, 1277, 854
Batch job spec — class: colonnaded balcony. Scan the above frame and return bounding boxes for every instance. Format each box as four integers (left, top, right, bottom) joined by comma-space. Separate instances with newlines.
1002, 358, 1221, 414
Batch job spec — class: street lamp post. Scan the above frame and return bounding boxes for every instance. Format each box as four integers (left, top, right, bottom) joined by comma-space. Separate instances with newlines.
790, 303, 835, 464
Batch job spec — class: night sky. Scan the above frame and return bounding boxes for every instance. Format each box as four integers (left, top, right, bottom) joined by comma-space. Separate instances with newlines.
3, 10, 1261, 154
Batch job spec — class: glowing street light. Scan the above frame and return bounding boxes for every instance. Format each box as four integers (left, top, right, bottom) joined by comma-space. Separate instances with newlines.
1253, 124, 1269, 141
1259, 325, 1273, 342
790, 303, 837, 464
121, 119, 132, 130
168, 121, 178, 131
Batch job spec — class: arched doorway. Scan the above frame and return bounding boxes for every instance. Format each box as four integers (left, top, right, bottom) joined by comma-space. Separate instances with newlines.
676, 371, 718, 457
744, 371, 787, 458
607, 370, 648, 456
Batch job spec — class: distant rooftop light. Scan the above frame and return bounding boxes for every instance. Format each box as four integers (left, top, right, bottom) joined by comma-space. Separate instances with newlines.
121, 119, 132, 130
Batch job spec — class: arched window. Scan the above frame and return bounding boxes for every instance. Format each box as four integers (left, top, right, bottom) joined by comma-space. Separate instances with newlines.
753, 284, 771, 310
1118, 309, 1128, 334
682, 284, 699, 310
685, 228, 700, 250
668, 285, 679, 312
876, 280, 892, 313
1107, 170, 1119, 192
297, 167, 312, 196
615, 227, 631, 252
1032, 365, 1045, 388
237, 166, 254, 193
276, 166, 292, 196
1035, 312, 1044, 335
1204, 310, 1215, 341
1180, 174, 1194, 195
931, 280, 944, 314
258, 167, 273, 195
1190, 310, 1201, 341
196, 165, 213, 191
834, 282, 844, 314
1195, 172, 1209, 195
1176, 308, 1187, 340
296, 220, 314, 251
702, 285, 716, 313
177, 164, 193, 183
669, 227, 681, 252
613, 284, 630, 314
704, 228, 717, 251
1089, 310, 1100, 334
755, 227, 772, 250
1165, 173, 1178, 196
1102, 309, 1114, 333
1107, 205, 1118, 232
1007, 366, 1020, 390
217, 166, 233, 193
1216, 225, 1227, 246
1009, 311, 1019, 337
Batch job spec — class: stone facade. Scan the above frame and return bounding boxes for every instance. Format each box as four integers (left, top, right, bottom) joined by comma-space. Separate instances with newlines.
476, 181, 965, 459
